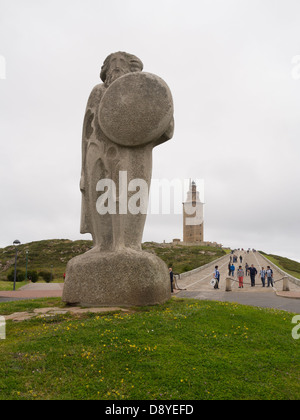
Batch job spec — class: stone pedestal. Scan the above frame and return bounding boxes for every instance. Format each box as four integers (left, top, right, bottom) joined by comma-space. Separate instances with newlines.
225, 277, 232, 292
62, 248, 171, 307
283, 276, 290, 292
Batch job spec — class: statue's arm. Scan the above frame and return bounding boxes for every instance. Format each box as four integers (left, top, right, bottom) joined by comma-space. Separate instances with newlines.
80, 84, 103, 192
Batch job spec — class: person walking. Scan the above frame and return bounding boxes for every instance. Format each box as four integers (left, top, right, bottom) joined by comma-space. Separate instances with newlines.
169, 267, 174, 293
245, 263, 249, 276
228, 262, 232, 276
230, 263, 235, 277
248, 264, 258, 287
214, 265, 220, 289
266, 266, 274, 287
260, 267, 266, 287
237, 266, 244, 288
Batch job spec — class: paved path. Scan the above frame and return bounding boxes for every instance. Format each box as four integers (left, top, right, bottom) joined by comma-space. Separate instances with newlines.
0, 283, 63, 302
176, 251, 300, 313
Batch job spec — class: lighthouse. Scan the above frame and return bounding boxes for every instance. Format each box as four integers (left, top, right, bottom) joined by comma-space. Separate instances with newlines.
183, 180, 204, 243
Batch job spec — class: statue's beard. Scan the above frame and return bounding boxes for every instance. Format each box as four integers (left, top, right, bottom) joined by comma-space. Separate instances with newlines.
105, 68, 127, 86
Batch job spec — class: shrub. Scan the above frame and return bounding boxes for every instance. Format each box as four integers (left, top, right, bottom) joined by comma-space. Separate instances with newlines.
27, 270, 38, 283
38, 271, 54, 283
7, 269, 25, 282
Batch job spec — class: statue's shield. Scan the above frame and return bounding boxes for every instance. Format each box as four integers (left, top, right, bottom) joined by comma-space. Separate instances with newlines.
99, 72, 174, 147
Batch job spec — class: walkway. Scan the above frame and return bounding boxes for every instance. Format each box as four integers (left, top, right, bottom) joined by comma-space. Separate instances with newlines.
176, 251, 300, 313
0, 283, 63, 302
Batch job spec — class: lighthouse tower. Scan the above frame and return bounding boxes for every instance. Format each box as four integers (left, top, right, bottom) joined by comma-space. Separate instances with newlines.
183, 180, 204, 243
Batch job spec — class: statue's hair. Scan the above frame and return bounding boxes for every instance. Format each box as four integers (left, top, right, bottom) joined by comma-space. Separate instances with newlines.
100, 52, 143, 82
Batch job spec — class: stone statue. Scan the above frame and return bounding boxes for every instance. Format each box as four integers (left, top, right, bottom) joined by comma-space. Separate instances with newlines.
62, 52, 174, 307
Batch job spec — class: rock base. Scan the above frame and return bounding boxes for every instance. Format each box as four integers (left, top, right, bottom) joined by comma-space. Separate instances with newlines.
62, 248, 171, 307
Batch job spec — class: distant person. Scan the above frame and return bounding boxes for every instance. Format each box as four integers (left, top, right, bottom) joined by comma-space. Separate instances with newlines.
230, 264, 235, 277
228, 262, 232, 276
237, 266, 244, 288
266, 266, 274, 287
214, 265, 220, 289
240, 255, 243, 264
245, 263, 249, 276
248, 264, 258, 287
169, 267, 174, 293
260, 267, 266, 287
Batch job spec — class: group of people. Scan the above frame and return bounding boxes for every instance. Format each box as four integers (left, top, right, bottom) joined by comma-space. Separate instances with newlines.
214, 262, 274, 289
230, 254, 243, 264
235, 265, 274, 288
169, 259, 275, 293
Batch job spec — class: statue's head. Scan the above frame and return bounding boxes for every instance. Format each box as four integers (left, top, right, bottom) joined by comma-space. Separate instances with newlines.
100, 52, 143, 87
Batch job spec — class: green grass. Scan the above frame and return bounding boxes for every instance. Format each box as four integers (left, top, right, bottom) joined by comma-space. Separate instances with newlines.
143, 243, 228, 274
0, 280, 27, 291
0, 298, 299, 400
0, 239, 92, 283
0, 298, 64, 316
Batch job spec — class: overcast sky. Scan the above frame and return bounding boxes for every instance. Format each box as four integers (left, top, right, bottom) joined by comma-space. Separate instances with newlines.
0, 0, 300, 261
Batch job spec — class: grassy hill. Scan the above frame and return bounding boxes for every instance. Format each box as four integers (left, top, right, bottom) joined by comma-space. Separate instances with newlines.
0, 239, 228, 285
142, 242, 228, 274
260, 252, 300, 280
0, 240, 92, 283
